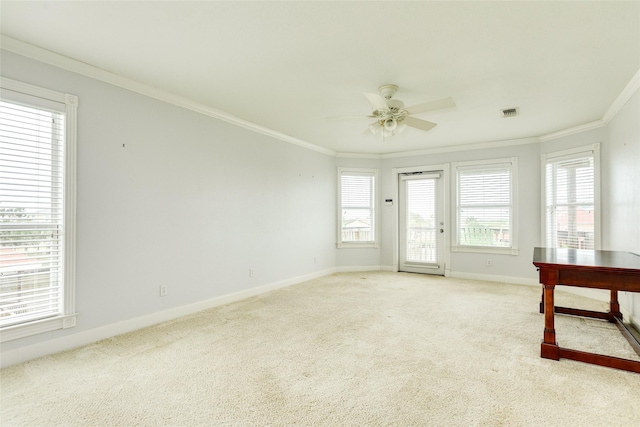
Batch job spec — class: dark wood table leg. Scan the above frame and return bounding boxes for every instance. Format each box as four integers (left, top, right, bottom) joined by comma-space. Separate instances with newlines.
609, 290, 623, 320
541, 282, 560, 360
539, 287, 544, 314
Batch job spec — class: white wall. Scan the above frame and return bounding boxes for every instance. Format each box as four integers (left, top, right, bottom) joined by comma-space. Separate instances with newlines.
539, 97, 640, 324
605, 89, 640, 327
2, 48, 637, 365
0, 51, 337, 359
336, 141, 544, 283
379, 142, 541, 283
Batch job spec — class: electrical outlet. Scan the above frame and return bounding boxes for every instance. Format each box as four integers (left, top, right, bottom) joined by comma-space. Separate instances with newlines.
486, 259, 492, 267
159, 285, 167, 296
249, 268, 254, 277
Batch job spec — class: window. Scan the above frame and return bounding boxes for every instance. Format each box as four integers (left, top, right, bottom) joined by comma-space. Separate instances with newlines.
337, 168, 377, 248
453, 158, 518, 254
542, 144, 599, 250
0, 78, 77, 342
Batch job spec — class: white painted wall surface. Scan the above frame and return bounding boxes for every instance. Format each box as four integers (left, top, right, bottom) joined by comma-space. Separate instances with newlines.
379, 142, 541, 283
0, 51, 337, 358
2, 48, 638, 365
605, 89, 640, 326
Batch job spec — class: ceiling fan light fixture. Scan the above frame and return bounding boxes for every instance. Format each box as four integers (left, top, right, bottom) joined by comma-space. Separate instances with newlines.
369, 122, 382, 134
383, 117, 397, 131
332, 85, 454, 140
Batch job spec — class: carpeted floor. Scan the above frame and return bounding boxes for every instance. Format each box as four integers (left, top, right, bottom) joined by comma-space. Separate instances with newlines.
1, 272, 639, 426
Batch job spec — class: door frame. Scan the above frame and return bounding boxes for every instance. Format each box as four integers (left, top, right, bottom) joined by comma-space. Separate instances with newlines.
391, 163, 451, 276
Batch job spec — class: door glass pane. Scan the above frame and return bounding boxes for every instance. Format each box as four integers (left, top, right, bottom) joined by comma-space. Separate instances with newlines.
405, 179, 437, 263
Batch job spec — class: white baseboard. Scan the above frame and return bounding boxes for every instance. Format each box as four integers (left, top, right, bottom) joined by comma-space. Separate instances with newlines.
334, 265, 386, 273
631, 314, 640, 331
405, 268, 638, 333
448, 271, 539, 286
448, 270, 614, 304
2, 266, 635, 368
1, 268, 336, 368
555, 286, 610, 304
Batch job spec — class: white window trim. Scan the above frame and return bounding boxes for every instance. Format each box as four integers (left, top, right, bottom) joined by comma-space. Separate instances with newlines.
0, 77, 78, 343
541, 143, 601, 250
337, 167, 379, 249
451, 157, 519, 255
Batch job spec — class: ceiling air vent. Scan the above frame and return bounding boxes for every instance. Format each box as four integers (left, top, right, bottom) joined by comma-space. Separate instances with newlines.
501, 107, 519, 118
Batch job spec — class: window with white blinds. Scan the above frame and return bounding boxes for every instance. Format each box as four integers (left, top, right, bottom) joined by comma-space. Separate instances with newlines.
543, 145, 599, 250
338, 168, 377, 247
0, 78, 77, 341
453, 158, 518, 254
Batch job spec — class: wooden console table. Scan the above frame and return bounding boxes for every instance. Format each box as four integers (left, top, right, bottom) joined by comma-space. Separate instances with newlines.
532, 247, 640, 373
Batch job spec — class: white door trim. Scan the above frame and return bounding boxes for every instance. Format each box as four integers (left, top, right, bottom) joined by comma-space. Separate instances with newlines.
391, 164, 451, 276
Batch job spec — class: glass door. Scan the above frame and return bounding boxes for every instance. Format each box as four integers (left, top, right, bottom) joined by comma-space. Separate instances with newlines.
399, 172, 445, 275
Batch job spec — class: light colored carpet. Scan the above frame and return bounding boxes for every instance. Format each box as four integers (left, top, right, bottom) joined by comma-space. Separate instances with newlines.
1, 272, 639, 426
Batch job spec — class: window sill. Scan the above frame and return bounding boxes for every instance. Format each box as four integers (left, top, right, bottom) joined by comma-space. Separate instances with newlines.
451, 246, 519, 256
0, 314, 77, 343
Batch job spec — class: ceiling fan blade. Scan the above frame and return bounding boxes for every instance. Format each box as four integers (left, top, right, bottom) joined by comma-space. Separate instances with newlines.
403, 97, 456, 115
363, 92, 389, 112
403, 116, 437, 132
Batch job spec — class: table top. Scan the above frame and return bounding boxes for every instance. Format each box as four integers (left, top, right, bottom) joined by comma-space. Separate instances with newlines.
533, 247, 640, 273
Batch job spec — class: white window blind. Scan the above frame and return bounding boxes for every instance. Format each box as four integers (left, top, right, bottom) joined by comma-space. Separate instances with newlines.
0, 101, 65, 328
0, 78, 77, 341
338, 169, 376, 246
544, 151, 596, 250
454, 158, 517, 252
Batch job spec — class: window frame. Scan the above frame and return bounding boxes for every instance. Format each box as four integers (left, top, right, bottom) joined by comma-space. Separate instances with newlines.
337, 167, 379, 249
541, 144, 600, 250
0, 77, 78, 342
451, 157, 519, 255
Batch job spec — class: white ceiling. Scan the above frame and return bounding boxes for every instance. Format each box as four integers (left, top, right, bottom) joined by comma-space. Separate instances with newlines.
1, 1, 639, 155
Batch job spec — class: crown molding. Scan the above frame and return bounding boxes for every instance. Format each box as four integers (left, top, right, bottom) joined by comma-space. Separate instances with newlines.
539, 120, 606, 143
539, 68, 639, 143
336, 137, 540, 160
0, 35, 336, 157
335, 152, 382, 159
381, 137, 539, 159
3, 35, 637, 159
345, 66, 640, 155
602, 68, 640, 124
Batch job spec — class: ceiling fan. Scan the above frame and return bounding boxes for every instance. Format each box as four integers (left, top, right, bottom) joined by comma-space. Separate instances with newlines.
329, 84, 455, 138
